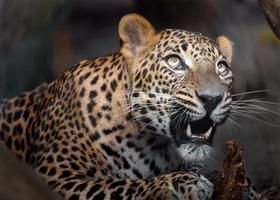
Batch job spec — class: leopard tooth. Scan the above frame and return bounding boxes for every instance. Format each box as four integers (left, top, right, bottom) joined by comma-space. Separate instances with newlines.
204, 127, 212, 139
186, 124, 192, 137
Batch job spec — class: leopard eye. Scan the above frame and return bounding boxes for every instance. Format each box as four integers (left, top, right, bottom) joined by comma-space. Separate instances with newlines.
217, 60, 230, 77
165, 55, 187, 71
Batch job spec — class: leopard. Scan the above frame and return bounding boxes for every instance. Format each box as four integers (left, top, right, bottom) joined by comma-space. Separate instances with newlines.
0, 13, 256, 199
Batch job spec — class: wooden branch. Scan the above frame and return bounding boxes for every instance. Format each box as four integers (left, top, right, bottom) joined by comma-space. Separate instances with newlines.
259, 0, 280, 39
214, 140, 246, 200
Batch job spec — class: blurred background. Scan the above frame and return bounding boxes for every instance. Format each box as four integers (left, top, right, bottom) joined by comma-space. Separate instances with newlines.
0, 0, 279, 190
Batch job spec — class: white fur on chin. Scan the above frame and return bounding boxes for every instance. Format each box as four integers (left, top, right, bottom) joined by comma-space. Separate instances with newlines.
178, 143, 212, 161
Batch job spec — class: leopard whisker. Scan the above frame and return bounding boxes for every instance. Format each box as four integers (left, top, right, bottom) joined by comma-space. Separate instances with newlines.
114, 102, 172, 118
127, 111, 163, 122
231, 89, 270, 97
232, 98, 280, 104
114, 98, 171, 112
230, 103, 280, 116
141, 107, 182, 130
227, 116, 241, 128
230, 112, 280, 127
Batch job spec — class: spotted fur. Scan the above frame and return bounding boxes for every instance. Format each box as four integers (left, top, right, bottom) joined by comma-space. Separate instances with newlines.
0, 14, 239, 199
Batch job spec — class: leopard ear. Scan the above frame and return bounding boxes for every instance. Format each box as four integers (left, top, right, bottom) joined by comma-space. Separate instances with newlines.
216, 36, 233, 63
119, 13, 156, 64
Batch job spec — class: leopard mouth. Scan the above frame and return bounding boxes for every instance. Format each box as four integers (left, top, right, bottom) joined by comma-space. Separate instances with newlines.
170, 107, 217, 146
185, 117, 216, 144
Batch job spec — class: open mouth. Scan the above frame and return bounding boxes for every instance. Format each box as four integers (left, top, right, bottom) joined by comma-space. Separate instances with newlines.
186, 117, 216, 144
170, 108, 217, 145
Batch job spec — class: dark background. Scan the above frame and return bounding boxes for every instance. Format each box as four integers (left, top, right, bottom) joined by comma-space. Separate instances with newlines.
0, 0, 279, 189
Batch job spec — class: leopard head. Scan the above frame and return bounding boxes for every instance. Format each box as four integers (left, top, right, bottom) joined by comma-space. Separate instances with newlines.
119, 14, 233, 160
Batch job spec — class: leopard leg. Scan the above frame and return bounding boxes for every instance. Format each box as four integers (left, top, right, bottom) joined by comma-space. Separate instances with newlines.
43, 171, 213, 200
243, 177, 262, 200
38, 151, 213, 200
36, 137, 213, 200
143, 172, 213, 200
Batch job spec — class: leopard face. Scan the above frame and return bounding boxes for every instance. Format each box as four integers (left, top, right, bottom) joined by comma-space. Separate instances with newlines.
119, 14, 234, 160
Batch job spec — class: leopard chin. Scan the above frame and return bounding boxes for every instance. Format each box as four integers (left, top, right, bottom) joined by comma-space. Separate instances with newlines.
177, 143, 213, 161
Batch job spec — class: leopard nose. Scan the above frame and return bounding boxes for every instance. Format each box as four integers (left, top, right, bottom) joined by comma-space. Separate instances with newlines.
196, 92, 223, 115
